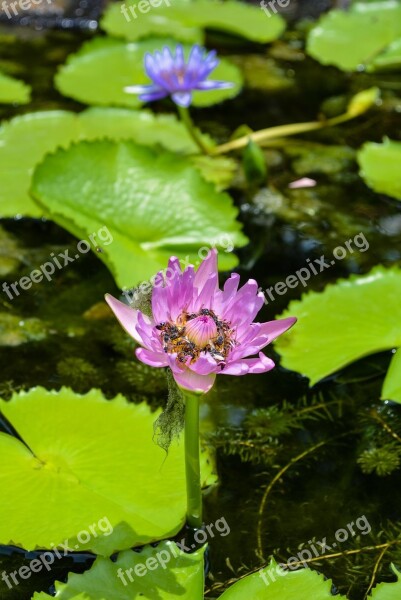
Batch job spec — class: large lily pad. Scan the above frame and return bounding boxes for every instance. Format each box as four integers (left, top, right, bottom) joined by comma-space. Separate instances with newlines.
358, 138, 401, 201
55, 38, 243, 108
32, 541, 205, 600
0, 387, 216, 554
307, 2, 401, 72
219, 559, 346, 599
102, 0, 285, 44
275, 267, 401, 385
31, 140, 247, 288
0, 108, 214, 218
0, 70, 31, 104
370, 566, 401, 599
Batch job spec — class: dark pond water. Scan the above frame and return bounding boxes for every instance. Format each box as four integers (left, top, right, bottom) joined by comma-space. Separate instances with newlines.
1, 16, 401, 599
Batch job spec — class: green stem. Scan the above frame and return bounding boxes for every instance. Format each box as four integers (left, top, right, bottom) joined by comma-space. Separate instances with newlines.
210, 112, 358, 156
177, 105, 210, 155
183, 390, 203, 529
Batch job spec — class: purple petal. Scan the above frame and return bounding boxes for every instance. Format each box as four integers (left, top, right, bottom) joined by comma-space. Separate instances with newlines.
189, 353, 219, 375
196, 80, 235, 90
139, 90, 169, 103
136, 347, 169, 368
105, 294, 153, 348
171, 92, 192, 107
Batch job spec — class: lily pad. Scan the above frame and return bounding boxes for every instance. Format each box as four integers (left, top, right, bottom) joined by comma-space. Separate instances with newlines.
0, 108, 214, 218
0, 387, 216, 554
358, 138, 401, 201
219, 559, 346, 599
275, 266, 401, 385
32, 541, 205, 600
55, 38, 243, 108
307, 2, 401, 72
102, 0, 284, 44
382, 349, 401, 404
31, 140, 247, 288
101, 1, 203, 44
370, 565, 401, 599
0, 70, 31, 104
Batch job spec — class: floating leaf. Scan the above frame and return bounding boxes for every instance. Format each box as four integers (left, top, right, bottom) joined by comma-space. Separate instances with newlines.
275, 267, 401, 385
0, 108, 213, 218
102, 0, 284, 44
307, 2, 401, 71
31, 140, 247, 288
382, 349, 401, 404
371, 565, 401, 599
32, 541, 205, 600
55, 38, 243, 108
0, 70, 31, 104
219, 559, 346, 599
370, 38, 401, 71
0, 387, 216, 554
358, 138, 401, 201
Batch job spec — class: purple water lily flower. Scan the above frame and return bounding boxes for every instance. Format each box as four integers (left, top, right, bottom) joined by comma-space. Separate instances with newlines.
124, 44, 234, 108
106, 251, 296, 394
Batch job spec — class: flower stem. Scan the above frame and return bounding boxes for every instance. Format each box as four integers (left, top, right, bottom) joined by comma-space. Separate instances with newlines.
183, 390, 203, 529
210, 113, 355, 155
177, 105, 210, 155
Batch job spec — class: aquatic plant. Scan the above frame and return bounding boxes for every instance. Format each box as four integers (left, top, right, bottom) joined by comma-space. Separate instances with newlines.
106, 250, 296, 528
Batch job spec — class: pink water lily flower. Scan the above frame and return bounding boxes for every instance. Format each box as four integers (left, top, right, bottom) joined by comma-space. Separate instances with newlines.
106, 251, 296, 394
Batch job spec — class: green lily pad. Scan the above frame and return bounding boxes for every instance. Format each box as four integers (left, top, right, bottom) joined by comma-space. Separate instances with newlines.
32, 541, 205, 600
0, 107, 214, 218
307, 2, 401, 72
0, 70, 31, 104
371, 565, 401, 599
382, 349, 401, 404
370, 37, 401, 71
0, 387, 216, 554
275, 266, 401, 385
101, 0, 203, 44
219, 559, 346, 599
102, 0, 284, 44
55, 38, 243, 108
358, 138, 401, 201
31, 140, 247, 288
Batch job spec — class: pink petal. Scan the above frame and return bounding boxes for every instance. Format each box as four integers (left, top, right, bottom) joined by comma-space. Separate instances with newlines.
189, 353, 219, 375
136, 347, 169, 368
194, 249, 218, 292
222, 352, 275, 376
288, 177, 317, 189
173, 367, 216, 394
105, 294, 153, 347
233, 317, 297, 360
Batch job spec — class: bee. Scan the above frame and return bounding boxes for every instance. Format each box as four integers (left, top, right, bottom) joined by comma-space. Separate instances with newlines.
200, 308, 211, 316
156, 322, 167, 330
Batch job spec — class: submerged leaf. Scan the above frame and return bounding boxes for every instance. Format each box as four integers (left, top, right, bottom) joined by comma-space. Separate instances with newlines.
358, 138, 401, 201
219, 559, 346, 599
31, 140, 247, 288
0, 107, 213, 218
275, 267, 401, 385
0, 70, 31, 104
0, 387, 216, 554
307, 2, 401, 71
55, 37, 243, 108
32, 541, 205, 600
